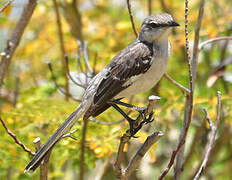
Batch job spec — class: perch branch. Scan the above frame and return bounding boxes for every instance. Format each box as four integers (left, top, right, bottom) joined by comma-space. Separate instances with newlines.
33, 137, 51, 180
163, 73, 190, 95
114, 96, 160, 179
0, 0, 37, 87
126, 0, 138, 37
193, 91, 221, 180
198, 36, 232, 50
0, 117, 35, 156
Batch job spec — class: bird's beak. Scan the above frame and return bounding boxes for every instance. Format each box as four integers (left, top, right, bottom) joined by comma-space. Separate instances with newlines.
170, 21, 180, 27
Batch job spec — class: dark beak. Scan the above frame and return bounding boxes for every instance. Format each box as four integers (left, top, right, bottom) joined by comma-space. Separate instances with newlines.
170, 21, 180, 27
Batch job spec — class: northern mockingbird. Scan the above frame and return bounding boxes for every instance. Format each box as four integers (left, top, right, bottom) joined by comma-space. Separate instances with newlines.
25, 13, 179, 173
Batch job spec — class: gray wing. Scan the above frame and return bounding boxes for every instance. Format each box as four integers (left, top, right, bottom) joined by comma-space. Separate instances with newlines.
93, 39, 154, 109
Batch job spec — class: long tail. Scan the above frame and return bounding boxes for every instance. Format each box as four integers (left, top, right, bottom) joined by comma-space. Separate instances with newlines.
24, 102, 89, 173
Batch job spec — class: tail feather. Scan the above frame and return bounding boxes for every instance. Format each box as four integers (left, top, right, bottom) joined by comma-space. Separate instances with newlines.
24, 102, 87, 173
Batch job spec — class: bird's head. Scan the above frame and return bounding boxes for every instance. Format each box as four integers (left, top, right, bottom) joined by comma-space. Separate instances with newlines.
139, 13, 179, 43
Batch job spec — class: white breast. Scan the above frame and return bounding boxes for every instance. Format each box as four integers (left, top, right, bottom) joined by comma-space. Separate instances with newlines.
116, 40, 170, 98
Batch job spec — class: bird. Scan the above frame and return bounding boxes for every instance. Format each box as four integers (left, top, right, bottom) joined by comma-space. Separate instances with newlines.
24, 13, 179, 173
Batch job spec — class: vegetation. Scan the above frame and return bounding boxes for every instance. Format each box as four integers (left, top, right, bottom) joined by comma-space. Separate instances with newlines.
0, 0, 231, 179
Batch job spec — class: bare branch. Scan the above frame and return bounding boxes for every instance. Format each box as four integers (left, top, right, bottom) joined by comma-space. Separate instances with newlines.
148, 0, 152, 15
53, 0, 70, 101
174, 0, 205, 179
0, 0, 37, 87
0, 116, 35, 156
64, 55, 86, 89
163, 73, 190, 95
193, 91, 221, 180
83, 42, 94, 75
198, 36, 232, 50
62, 129, 78, 140
126, 0, 138, 37
160, 0, 196, 178
125, 131, 163, 178
33, 137, 51, 180
191, 0, 205, 84
0, 0, 14, 13
47, 62, 82, 102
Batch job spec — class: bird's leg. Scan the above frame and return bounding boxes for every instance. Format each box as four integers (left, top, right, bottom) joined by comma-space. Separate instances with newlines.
111, 103, 138, 136
110, 99, 153, 123
110, 99, 146, 114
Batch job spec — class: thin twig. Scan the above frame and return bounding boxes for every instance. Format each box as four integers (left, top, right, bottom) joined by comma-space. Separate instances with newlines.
47, 62, 82, 102
159, 0, 195, 178
0, 117, 35, 156
0, 0, 14, 13
83, 42, 94, 75
191, 0, 205, 86
163, 73, 190, 95
193, 91, 221, 180
126, 0, 138, 37
198, 36, 232, 50
175, 0, 205, 178
124, 131, 163, 179
148, 0, 152, 15
0, 0, 37, 87
53, 0, 70, 101
64, 55, 86, 89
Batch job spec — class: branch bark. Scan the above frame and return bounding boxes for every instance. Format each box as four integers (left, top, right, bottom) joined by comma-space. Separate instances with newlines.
33, 138, 52, 180
0, 0, 37, 87
126, 0, 138, 37
174, 0, 205, 179
53, 0, 70, 101
193, 92, 221, 180
0, 116, 35, 156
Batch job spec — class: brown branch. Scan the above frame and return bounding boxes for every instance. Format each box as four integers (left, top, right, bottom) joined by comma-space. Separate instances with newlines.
80, 118, 89, 180
60, 1, 84, 42
114, 96, 160, 179
193, 92, 221, 180
160, 0, 196, 178
33, 137, 51, 180
198, 36, 232, 50
163, 73, 190, 95
126, 0, 138, 37
148, 0, 152, 15
0, 0, 14, 13
191, 0, 205, 85
0, 0, 37, 87
53, 0, 70, 101
174, 0, 205, 179
124, 131, 163, 178
0, 116, 35, 156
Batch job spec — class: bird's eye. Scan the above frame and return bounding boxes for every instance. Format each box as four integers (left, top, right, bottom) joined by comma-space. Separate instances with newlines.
148, 23, 158, 28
